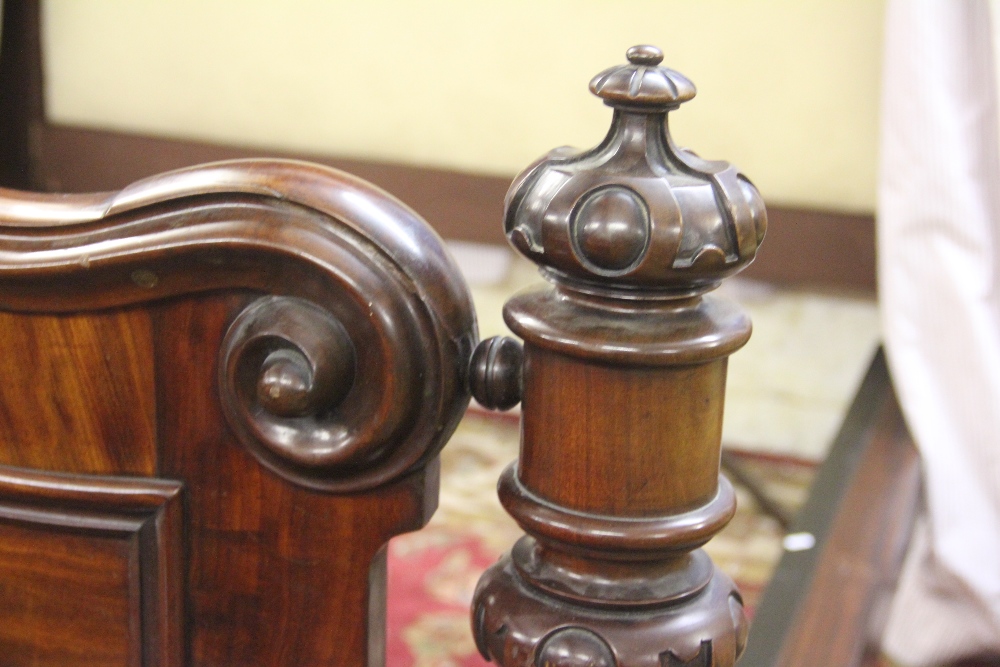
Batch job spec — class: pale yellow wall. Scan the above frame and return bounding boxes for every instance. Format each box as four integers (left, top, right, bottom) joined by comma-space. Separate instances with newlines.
42, 0, 885, 213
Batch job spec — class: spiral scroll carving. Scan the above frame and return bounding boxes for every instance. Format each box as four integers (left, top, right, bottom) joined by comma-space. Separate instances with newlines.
220, 285, 469, 492
220, 297, 358, 463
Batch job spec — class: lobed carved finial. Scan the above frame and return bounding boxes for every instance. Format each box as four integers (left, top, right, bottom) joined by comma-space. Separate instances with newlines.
504, 45, 766, 298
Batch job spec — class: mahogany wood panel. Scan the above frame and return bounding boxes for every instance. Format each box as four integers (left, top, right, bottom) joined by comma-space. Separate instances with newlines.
0, 310, 157, 475
0, 521, 135, 665
0, 466, 183, 667
152, 294, 439, 665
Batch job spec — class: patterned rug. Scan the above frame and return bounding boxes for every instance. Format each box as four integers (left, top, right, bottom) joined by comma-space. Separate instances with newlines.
386, 411, 816, 667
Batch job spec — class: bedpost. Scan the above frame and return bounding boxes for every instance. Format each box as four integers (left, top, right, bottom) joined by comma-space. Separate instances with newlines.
469, 45, 767, 666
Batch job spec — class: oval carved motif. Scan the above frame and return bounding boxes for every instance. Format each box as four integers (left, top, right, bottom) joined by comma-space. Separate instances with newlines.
220, 297, 368, 470
571, 186, 651, 275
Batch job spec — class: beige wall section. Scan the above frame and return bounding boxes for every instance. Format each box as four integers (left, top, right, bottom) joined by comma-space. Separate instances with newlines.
42, 1, 884, 213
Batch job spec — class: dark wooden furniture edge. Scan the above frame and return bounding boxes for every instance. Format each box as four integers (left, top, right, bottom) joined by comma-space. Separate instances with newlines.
0, 0, 875, 296
740, 347, 922, 666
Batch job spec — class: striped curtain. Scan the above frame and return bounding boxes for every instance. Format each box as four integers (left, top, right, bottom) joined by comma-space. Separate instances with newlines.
879, 1, 1000, 663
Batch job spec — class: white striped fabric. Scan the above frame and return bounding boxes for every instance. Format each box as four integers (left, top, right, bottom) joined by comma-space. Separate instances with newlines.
879, 1, 1000, 664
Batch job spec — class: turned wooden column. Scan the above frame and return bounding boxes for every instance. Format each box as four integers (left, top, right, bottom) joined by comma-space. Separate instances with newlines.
469, 45, 766, 667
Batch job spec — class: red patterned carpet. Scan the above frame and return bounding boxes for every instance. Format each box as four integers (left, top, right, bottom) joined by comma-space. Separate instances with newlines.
384, 411, 815, 666
388, 529, 495, 667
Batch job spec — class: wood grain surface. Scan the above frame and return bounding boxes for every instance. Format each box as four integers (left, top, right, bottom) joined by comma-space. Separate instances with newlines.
0, 310, 157, 475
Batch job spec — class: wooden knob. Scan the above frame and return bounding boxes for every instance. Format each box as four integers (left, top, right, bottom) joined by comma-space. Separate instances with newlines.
535, 628, 615, 667
255, 347, 353, 418
469, 336, 523, 411
626, 44, 664, 66
257, 349, 315, 417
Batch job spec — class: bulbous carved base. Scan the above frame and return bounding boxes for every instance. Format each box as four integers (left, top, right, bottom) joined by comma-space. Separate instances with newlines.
472, 555, 747, 667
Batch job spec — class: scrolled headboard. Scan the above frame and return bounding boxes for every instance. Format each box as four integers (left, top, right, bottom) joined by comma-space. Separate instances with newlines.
0, 158, 476, 665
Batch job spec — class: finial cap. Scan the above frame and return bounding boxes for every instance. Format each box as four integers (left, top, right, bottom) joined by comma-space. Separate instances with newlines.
590, 44, 696, 109
505, 46, 766, 298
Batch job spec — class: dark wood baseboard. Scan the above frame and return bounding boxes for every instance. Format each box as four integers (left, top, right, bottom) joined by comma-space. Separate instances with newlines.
754, 206, 875, 296
36, 124, 513, 246
33, 123, 876, 295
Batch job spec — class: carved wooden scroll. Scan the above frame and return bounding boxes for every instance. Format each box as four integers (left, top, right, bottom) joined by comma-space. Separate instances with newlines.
0, 160, 476, 664
470, 46, 766, 667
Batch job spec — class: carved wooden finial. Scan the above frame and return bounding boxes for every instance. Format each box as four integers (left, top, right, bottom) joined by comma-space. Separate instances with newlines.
505, 45, 764, 295
472, 46, 765, 667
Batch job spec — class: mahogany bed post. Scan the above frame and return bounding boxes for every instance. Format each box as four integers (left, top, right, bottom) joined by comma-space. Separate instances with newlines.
469, 46, 767, 666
